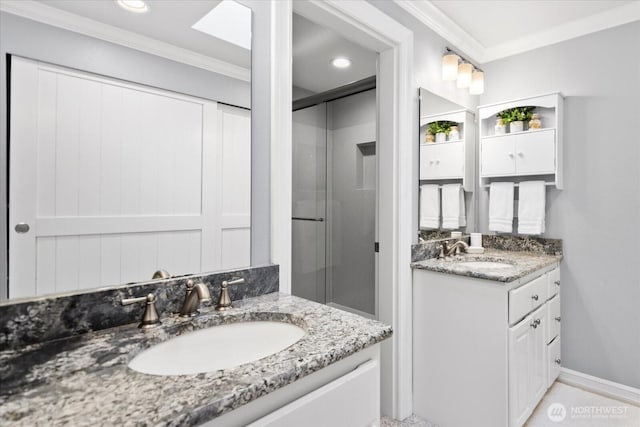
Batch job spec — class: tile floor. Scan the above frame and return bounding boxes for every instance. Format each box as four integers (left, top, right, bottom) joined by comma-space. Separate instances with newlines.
525, 382, 639, 427
382, 382, 640, 427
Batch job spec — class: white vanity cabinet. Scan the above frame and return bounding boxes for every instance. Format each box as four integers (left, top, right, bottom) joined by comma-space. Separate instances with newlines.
204, 344, 381, 427
413, 265, 561, 427
419, 109, 475, 191
479, 92, 563, 189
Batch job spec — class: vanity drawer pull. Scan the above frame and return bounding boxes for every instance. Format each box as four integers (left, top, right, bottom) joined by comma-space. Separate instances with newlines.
554, 280, 560, 286
555, 358, 561, 365
531, 294, 539, 301
555, 316, 561, 322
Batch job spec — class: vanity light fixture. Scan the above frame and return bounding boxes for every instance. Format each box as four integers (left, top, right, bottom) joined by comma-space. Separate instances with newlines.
469, 70, 484, 95
442, 53, 459, 80
442, 47, 484, 95
456, 63, 473, 88
116, 0, 149, 13
331, 57, 351, 69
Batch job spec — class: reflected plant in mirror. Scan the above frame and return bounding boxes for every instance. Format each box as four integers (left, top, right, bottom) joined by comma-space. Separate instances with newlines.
418, 88, 477, 241
1, 0, 252, 301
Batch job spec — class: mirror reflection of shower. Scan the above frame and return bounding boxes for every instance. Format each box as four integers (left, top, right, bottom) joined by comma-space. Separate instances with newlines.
291, 14, 378, 318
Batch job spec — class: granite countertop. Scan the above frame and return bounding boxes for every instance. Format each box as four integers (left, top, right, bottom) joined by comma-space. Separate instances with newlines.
0, 293, 392, 426
411, 248, 562, 282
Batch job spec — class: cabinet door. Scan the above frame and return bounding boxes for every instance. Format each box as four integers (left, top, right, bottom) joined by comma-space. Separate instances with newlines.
420, 142, 464, 179
529, 304, 548, 406
515, 129, 555, 175
509, 315, 533, 427
481, 136, 516, 177
547, 337, 561, 388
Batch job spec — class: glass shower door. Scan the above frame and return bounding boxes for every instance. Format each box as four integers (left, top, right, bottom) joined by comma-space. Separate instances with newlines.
291, 104, 327, 304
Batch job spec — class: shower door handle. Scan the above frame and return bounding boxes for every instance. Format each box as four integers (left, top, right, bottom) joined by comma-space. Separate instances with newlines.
292, 217, 325, 222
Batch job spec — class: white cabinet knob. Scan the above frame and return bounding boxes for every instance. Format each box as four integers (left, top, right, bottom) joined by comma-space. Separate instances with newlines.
508, 153, 514, 158
436, 159, 440, 164
517, 152, 524, 156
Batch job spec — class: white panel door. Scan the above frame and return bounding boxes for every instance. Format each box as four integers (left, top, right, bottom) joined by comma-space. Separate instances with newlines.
9, 57, 249, 298
481, 136, 517, 177
217, 104, 251, 270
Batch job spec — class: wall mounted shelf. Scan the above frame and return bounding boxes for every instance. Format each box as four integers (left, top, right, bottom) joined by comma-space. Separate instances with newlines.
478, 92, 564, 189
419, 109, 475, 192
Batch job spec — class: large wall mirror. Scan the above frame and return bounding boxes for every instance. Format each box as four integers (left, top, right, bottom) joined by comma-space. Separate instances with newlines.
1, 0, 252, 300
418, 88, 477, 241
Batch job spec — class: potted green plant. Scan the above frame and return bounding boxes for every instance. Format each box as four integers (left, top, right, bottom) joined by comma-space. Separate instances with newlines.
428, 121, 450, 142
495, 110, 511, 134
509, 106, 534, 132
495, 106, 535, 133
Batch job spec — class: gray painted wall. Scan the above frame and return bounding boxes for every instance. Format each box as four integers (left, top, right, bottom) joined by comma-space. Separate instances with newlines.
479, 22, 640, 388
0, 12, 260, 298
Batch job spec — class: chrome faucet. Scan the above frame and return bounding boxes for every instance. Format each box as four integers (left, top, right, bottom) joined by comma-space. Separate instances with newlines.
179, 279, 212, 317
439, 240, 469, 258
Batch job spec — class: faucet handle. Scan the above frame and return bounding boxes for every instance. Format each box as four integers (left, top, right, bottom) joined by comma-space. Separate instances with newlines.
121, 293, 161, 329
216, 278, 246, 311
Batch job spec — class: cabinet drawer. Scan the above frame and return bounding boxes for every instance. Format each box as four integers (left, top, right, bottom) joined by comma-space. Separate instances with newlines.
509, 274, 547, 325
547, 337, 561, 388
420, 142, 464, 179
515, 129, 555, 175
547, 268, 560, 299
546, 294, 561, 344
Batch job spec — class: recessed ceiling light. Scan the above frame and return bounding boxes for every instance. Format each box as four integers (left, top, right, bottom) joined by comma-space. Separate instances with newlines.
331, 57, 351, 69
116, 0, 149, 14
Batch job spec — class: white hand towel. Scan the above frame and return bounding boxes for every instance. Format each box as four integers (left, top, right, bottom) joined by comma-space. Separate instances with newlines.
419, 184, 440, 229
489, 182, 514, 233
441, 184, 466, 229
518, 181, 546, 235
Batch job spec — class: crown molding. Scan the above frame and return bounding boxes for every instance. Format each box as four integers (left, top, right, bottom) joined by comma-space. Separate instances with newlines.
483, 1, 640, 62
392, 0, 486, 63
0, 0, 250, 82
392, 0, 640, 64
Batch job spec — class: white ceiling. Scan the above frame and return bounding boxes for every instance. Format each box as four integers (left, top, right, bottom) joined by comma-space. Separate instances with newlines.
394, 0, 640, 63
292, 13, 377, 94
32, 0, 250, 68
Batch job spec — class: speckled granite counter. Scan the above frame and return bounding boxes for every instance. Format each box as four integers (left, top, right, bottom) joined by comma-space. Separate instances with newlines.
0, 293, 392, 426
411, 248, 561, 282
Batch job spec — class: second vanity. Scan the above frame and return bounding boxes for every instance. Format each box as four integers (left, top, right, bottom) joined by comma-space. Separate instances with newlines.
411, 236, 562, 427
0, 290, 391, 426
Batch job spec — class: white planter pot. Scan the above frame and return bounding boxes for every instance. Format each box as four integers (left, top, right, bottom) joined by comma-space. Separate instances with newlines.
510, 121, 524, 133
435, 132, 446, 142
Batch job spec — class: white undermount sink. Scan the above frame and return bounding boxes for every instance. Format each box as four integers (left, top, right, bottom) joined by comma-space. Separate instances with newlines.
456, 261, 513, 269
128, 321, 306, 376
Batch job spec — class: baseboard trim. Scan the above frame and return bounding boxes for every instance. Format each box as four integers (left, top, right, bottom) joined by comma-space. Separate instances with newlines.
558, 368, 640, 406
